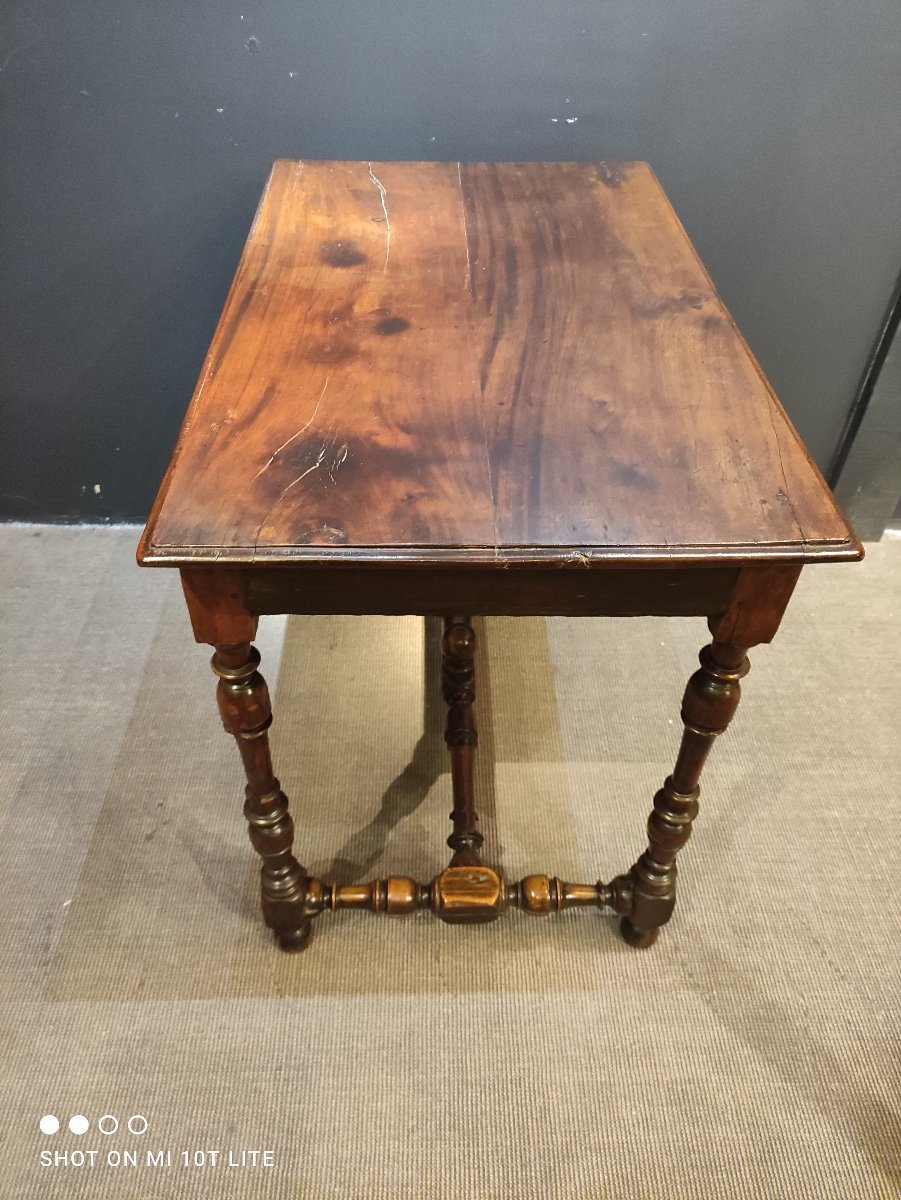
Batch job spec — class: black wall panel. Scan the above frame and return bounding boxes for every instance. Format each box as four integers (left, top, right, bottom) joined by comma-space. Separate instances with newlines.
2, 1, 900, 521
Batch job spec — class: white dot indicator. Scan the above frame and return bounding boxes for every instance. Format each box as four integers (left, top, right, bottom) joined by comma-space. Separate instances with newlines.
39, 1115, 59, 1135
98, 1114, 119, 1135
127, 1114, 148, 1136
69, 1115, 89, 1136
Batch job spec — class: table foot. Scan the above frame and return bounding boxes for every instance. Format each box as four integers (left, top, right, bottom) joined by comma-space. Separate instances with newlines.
619, 917, 659, 949
276, 924, 314, 953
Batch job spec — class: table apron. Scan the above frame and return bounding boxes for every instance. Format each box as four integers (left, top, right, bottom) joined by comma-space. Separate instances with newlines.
241, 566, 739, 618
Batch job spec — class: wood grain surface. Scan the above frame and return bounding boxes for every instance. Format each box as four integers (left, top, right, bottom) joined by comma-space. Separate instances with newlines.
139, 160, 860, 567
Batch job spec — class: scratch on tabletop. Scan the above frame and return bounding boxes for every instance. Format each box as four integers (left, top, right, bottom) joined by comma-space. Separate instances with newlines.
368, 163, 391, 272
457, 163, 473, 293
251, 376, 330, 481
764, 399, 807, 542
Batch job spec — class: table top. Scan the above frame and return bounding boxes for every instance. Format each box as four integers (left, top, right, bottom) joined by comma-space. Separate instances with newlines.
139, 160, 860, 569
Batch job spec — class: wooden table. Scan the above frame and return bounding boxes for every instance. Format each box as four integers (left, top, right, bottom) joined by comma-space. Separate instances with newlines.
139, 160, 861, 951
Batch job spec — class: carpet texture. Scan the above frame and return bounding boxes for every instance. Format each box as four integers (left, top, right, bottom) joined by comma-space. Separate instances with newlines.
0, 525, 898, 1199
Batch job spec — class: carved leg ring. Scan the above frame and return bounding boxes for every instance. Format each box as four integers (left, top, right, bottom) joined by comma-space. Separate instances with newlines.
212, 643, 312, 952
620, 637, 750, 948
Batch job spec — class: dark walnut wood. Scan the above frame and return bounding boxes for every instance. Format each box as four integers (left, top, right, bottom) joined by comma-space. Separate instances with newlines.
442, 616, 481, 868
301, 871, 632, 923
139, 159, 859, 569
241, 564, 739, 618
621, 636, 749, 948
137, 160, 863, 951
211, 643, 311, 951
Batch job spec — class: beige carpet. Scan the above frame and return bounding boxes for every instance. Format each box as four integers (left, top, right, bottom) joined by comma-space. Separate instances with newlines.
0, 525, 898, 1199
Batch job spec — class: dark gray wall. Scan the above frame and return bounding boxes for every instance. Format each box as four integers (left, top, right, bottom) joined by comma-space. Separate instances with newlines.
834, 286, 901, 540
2, 1, 900, 522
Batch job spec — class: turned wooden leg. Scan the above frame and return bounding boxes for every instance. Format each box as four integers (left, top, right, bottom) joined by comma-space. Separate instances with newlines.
212, 642, 312, 951
442, 615, 483, 867
621, 636, 749, 948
